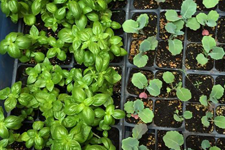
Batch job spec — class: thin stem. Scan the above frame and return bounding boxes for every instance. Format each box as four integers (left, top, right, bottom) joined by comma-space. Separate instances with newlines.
93, 132, 101, 139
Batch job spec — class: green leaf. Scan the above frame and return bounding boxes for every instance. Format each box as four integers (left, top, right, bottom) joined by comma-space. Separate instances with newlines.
139, 36, 158, 52
196, 13, 208, 25
58, 28, 73, 43
176, 87, 192, 101
8, 44, 21, 58
124, 101, 134, 114
201, 116, 210, 127
183, 111, 193, 119
24, 14, 36, 26
209, 47, 225, 60
132, 124, 148, 140
0, 87, 10, 100
199, 95, 208, 106
33, 121, 44, 131
173, 20, 184, 30
4, 97, 17, 112
168, 39, 183, 56
136, 14, 149, 30
209, 146, 221, 150
196, 54, 208, 66
134, 99, 144, 112
131, 72, 148, 89
207, 11, 219, 27
122, 20, 139, 34
210, 85, 224, 100
186, 17, 200, 31
112, 110, 125, 119
202, 36, 216, 53
31, 0, 42, 15
201, 140, 210, 150
30, 25, 39, 36
139, 145, 148, 150
165, 10, 181, 22
203, 0, 219, 8
122, 137, 139, 150
162, 71, 175, 84
214, 116, 225, 129
138, 108, 154, 123
163, 131, 184, 150
181, 0, 197, 19
133, 54, 148, 68
146, 79, 162, 96
174, 114, 183, 122
165, 23, 177, 34
68, 1, 82, 19
93, 22, 103, 35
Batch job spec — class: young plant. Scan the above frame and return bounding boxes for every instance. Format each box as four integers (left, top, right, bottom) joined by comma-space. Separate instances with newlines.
124, 99, 154, 123
131, 72, 162, 97
162, 71, 192, 102
122, 13, 149, 34
163, 131, 184, 150
174, 110, 193, 122
196, 36, 225, 66
133, 36, 158, 68
122, 124, 148, 150
196, 11, 219, 28
203, 0, 219, 9
201, 140, 221, 150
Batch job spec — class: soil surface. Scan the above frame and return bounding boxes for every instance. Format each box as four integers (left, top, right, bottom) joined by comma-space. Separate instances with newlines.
108, 127, 120, 150
187, 26, 216, 42
215, 45, 225, 72
155, 70, 182, 98
185, 103, 214, 133
217, 17, 225, 43
129, 38, 155, 67
185, 43, 214, 70
216, 138, 225, 149
132, 13, 158, 39
125, 96, 153, 124
215, 106, 225, 134
186, 135, 215, 149
156, 41, 183, 69
185, 74, 213, 102
139, 131, 155, 149
160, 0, 183, 9
112, 10, 126, 36
133, 0, 158, 9
219, 0, 225, 11
109, 0, 127, 9
127, 69, 154, 95
154, 100, 183, 128
216, 76, 225, 104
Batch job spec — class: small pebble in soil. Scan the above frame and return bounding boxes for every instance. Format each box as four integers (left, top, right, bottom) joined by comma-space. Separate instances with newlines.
139, 92, 148, 99
202, 29, 209, 36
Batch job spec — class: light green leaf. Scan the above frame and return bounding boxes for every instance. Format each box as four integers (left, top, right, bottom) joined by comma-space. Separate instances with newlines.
163, 131, 184, 150
209, 47, 225, 60
196, 53, 208, 66
183, 111, 193, 119
133, 54, 148, 68
0, 87, 10, 100
173, 20, 185, 30
201, 116, 210, 127
122, 137, 139, 150
214, 116, 225, 129
201, 140, 210, 150
134, 100, 144, 112
131, 72, 148, 89
137, 14, 149, 30
132, 124, 148, 140
199, 95, 208, 106
122, 20, 139, 34
139, 145, 148, 150
139, 36, 158, 52
186, 17, 200, 31
176, 87, 192, 101
162, 71, 175, 84
210, 84, 224, 100
124, 101, 134, 114
165, 10, 181, 22
146, 79, 162, 96
138, 108, 154, 123
202, 36, 216, 53
209, 146, 221, 150
174, 114, 183, 122
203, 0, 219, 8
196, 13, 208, 25
181, 0, 197, 19
168, 39, 183, 56
165, 23, 177, 34
207, 10, 219, 27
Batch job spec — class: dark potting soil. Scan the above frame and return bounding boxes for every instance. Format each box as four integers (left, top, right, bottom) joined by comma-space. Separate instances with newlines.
187, 26, 216, 42
185, 74, 213, 102
159, 12, 184, 41
108, 127, 120, 150
155, 70, 182, 98
216, 76, 225, 104
11, 107, 38, 122
217, 17, 225, 43
10, 142, 32, 150
129, 38, 155, 67
154, 100, 183, 128
186, 135, 215, 149
133, 0, 158, 9
108, 0, 127, 9
157, 130, 184, 150
127, 69, 154, 95
111, 10, 126, 36
215, 45, 225, 72
139, 131, 155, 149
16, 65, 28, 87
185, 103, 214, 133
215, 106, 225, 134
156, 41, 183, 69
216, 138, 225, 149
125, 96, 153, 124
132, 13, 157, 39
160, 0, 183, 9
185, 43, 214, 70
219, 0, 225, 11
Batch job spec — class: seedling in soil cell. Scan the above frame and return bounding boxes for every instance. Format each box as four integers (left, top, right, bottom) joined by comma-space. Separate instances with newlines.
199, 85, 225, 129
122, 13, 149, 34
199, 140, 221, 150
122, 124, 148, 150
124, 99, 154, 123
196, 36, 225, 66
173, 110, 193, 122
133, 36, 158, 68
163, 131, 184, 150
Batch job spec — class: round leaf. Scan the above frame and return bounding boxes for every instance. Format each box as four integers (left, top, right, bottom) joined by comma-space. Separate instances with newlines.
176, 87, 192, 101
162, 71, 175, 84
163, 131, 184, 150
131, 72, 148, 89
